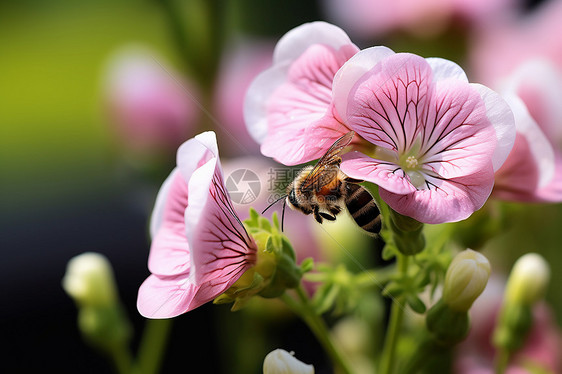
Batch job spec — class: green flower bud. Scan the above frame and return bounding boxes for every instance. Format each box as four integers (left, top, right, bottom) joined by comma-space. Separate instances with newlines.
505, 253, 550, 306
389, 209, 425, 256
62, 252, 118, 307
426, 299, 470, 345
389, 209, 423, 232
263, 349, 314, 374
442, 249, 491, 312
493, 253, 549, 352
63, 252, 131, 352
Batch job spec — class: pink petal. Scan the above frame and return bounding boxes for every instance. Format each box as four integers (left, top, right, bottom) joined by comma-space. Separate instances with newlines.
244, 21, 359, 161
493, 95, 556, 202
344, 53, 433, 153
381, 165, 495, 224
188, 164, 257, 286
507, 59, 562, 145
261, 107, 351, 166
148, 221, 191, 277
535, 152, 562, 202
137, 274, 197, 318
419, 80, 497, 179
332, 46, 396, 122
303, 107, 363, 158
492, 134, 541, 202
146, 132, 220, 277
473, 84, 516, 171
147, 170, 191, 276
340, 152, 417, 195
260, 43, 358, 165
178, 133, 257, 287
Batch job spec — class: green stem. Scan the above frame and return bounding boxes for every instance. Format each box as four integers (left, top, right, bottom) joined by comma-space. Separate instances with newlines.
134, 319, 173, 374
281, 286, 354, 374
494, 348, 510, 374
379, 254, 409, 374
110, 344, 133, 374
399, 335, 439, 374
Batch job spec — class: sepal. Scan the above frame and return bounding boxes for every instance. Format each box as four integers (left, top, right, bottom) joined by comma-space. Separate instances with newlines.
426, 299, 470, 345
214, 209, 305, 309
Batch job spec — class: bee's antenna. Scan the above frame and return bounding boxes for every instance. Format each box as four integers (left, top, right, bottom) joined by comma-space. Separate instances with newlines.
261, 194, 287, 215
281, 198, 287, 232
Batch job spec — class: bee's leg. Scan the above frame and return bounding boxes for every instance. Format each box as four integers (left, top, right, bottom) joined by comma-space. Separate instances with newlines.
344, 177, 364, 184
328, 205, 341, 216
313, 206, 324, 224
319, 212, 337, 221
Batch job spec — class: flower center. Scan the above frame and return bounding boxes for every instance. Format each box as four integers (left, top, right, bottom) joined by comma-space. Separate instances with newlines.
399, 152, 426, 189
405, 156, 418, 169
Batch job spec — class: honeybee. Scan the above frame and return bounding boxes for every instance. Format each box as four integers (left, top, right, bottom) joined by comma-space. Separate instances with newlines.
264, 131, 382, 235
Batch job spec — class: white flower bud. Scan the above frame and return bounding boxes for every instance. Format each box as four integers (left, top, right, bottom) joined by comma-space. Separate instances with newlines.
505, 253, 550, 305
442, 249, 491, 312
263, 349, 314, 374
62, 252, 117, 307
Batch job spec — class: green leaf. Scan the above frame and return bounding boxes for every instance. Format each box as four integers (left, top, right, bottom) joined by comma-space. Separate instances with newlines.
281, 236, 296, 260
246, 207, 259, 227
382, 281, 403, 298
259, 216, 272, 232
299, 257, 314, 273
265, 236, 275, 253
382, 244, 398, 261
313, 283, 340, 315
406, 294, 427, 314
272, 212, 280, 231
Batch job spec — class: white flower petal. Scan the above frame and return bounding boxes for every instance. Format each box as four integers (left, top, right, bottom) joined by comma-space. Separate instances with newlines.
472, 84, 516, 171
149, 168, 179, 239
426, 57, 468, 83
263, 349, 314, 374
244, 62, 291, 143
273, 21, 355, 64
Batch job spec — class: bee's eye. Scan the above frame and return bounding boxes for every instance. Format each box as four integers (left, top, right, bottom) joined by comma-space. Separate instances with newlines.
288, 189, 299, 207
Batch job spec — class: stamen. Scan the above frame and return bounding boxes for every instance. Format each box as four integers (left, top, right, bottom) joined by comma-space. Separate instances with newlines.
405, 156, 418, 169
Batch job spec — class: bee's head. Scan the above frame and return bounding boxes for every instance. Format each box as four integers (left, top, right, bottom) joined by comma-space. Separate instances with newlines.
287, 188, 299, 210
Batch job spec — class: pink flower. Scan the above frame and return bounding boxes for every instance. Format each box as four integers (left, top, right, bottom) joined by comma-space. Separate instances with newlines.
137, 131, 257, 318
492, 60, 562, 202
455, 277, 562, 374
469, 0, 562, 87
333, 49, 515, 223
104, 47, 200, 155
244, 21, 361, 166
322, 0, 517, 39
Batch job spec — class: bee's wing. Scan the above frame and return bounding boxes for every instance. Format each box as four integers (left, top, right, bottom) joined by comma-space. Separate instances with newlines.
301, 131, 355, 191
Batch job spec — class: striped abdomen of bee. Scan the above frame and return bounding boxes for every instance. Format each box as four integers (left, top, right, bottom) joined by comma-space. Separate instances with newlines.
344, 183, 382, 235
